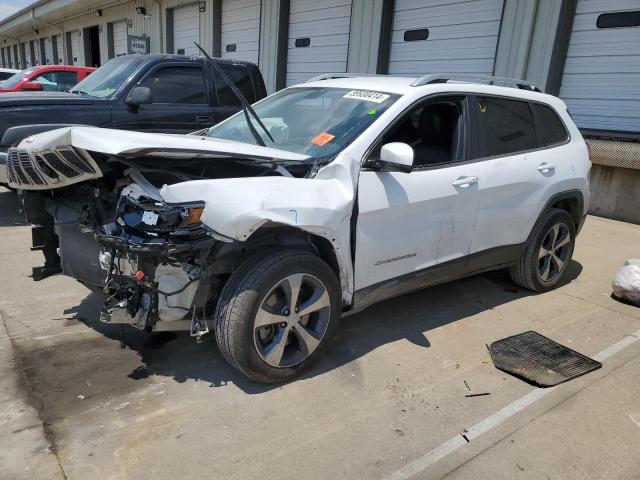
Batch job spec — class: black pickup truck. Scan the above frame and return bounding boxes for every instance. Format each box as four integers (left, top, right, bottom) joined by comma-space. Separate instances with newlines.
0, 53, 266, 185
0, 54, 266, 138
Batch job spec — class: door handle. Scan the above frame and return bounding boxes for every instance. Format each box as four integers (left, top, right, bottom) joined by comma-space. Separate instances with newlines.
537, 163, 555, 173
451, 176, 478, 187
196, 115, 212, 124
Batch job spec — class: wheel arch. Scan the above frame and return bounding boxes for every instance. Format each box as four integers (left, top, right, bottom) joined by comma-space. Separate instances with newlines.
537, 190, 585, 234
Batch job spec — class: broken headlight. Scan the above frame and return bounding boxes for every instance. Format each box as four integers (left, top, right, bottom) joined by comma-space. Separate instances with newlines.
119, 198, 206, 235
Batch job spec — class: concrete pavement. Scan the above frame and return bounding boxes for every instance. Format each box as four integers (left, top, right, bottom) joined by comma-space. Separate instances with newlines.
0, 186, 639, 480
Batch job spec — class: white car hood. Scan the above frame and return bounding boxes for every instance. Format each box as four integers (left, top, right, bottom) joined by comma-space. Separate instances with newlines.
22, 126, 310, 162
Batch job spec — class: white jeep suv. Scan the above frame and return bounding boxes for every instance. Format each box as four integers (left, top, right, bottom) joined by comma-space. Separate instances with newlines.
7, 73, 590, 383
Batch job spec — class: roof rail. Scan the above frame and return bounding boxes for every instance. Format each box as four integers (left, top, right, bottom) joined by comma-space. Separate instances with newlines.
306, 73, 386, 82
410, 73, 541, 92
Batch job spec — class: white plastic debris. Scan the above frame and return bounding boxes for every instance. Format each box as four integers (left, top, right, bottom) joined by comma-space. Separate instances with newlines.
612, 259, 640, 306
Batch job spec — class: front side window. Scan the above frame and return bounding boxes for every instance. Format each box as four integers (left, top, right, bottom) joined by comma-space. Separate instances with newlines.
32, 71, 78, 92
214, 64, 256, 105
531, 103, 569, 147
139, 66, 207, 104
208, 87, 399, 161
69, 55, 145, 98
379, 97, 466, 167
476, 96, 537, 157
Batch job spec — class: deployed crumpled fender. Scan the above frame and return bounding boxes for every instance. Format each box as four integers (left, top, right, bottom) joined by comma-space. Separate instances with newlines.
160, 173, 356, 303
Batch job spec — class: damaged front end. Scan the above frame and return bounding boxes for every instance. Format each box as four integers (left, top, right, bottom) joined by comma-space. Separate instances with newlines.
9, 127, 327, 338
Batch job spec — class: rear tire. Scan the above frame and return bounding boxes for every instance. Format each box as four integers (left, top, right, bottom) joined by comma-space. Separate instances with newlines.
510, 208, 575, 292
214, 250, 342, 383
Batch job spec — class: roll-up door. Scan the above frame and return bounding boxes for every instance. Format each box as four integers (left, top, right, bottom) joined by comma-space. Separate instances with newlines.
113, 20, 128, 57
559, 0, 640, 133
388, 0, 504, 75
70, 31, 81, 65
221, 0, 261, 64
54, 34, 63, 64
286, 0, 353, 86
173, 4, 200, 56
43, 37, 53, 64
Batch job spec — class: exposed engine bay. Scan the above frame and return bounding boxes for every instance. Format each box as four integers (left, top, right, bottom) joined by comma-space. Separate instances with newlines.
13, 139, 318, 339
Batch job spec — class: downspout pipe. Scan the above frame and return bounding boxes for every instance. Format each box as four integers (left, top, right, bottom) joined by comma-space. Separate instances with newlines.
30, 8, 66, 65
151, 0, 164, 53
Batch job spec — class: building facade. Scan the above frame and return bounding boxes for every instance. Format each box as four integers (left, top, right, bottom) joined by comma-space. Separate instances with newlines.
0, 0, 638, 220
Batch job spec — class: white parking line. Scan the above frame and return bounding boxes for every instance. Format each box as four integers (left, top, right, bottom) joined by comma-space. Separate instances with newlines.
385, 328, 640, 480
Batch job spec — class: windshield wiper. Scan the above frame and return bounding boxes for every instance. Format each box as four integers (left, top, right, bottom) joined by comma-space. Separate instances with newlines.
70, 90, 89, 96
194, 41, 274, 147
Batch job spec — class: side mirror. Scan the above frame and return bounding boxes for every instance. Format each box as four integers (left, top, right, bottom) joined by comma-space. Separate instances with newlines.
125, 86, 153, 106
21, 81, 43, 91
378, 142, 414, 173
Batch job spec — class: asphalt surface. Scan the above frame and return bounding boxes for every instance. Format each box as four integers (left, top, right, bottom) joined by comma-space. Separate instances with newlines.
1, 186, 639, 480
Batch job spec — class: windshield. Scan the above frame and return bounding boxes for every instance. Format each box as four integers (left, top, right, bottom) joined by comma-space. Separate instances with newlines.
70, 55, 145, 98
207, 87, 399, 159
0, 68, 33, 89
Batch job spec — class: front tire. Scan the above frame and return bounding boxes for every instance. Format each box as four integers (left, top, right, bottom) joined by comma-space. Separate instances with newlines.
214, 250, 342, 383
510, 208, 575, 292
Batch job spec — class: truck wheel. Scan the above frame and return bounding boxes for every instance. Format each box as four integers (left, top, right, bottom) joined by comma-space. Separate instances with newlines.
510, 208, 575, 292
214, 250, 342, 383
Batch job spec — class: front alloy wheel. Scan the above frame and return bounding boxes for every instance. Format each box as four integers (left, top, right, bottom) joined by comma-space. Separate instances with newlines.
215, 250, 341, 383
254, 273, 331, 368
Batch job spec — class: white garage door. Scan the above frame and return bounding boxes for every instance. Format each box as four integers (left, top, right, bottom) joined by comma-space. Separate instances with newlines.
70, 31, 81, 65
113, 20, 128, 57
388, 0, 504, 75
174, 4, 200, 56
43, 37, 53, 64
221, 0, 261, 64
559, 0, 640, 133
286, 0, 353, 86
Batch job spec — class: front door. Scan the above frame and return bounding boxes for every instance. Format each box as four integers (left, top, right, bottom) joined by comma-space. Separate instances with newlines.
112, 64, 214, 133
354, 96, 482, 304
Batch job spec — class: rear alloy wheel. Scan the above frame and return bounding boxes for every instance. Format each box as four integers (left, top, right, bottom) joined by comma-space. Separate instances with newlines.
510, 208, 575, 292
215, 250, 341, 383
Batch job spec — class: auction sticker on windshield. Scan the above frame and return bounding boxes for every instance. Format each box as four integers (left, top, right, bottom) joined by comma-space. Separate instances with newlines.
311, 132, 336, 146
343, 90, 390, 103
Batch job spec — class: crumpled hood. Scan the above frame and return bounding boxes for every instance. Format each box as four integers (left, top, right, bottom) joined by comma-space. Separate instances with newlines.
21, 126, 310, 162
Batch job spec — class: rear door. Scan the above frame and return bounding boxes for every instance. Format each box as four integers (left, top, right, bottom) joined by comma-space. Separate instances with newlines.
112, 63, 214, 133
355, 95, 482, 301
468, 96, 568, 266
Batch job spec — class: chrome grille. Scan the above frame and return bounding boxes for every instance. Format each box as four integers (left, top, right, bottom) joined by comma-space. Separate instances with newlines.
34, 154, 59, 179
18, 152, 44, 185
9, 150, 29, 185
57, 148, 95, 174
42, 151, 80, 178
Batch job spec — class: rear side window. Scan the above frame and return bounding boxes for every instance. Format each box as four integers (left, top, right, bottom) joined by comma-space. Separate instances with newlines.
139, 66, 207, 104
476, 96, 537, 157
531, 103, 569, 147
214, 64, 256, 106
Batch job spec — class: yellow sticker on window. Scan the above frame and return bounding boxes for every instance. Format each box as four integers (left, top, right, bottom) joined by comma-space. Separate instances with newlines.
311, 132, 335, 146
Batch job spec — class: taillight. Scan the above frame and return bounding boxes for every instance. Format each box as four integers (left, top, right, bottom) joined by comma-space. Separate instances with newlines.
586, 142, 592, 161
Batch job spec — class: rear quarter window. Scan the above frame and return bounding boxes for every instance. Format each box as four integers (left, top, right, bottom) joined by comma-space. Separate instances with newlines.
531, 103, 569, 147
214, 64, 256, 106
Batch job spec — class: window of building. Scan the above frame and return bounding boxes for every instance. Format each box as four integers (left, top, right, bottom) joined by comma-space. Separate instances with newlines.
476, 97, 537, 157
139, 66, 207, 104
597, 11, 640, 29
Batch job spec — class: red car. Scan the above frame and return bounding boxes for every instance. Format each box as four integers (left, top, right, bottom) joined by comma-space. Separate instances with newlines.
0, 65, 95, 93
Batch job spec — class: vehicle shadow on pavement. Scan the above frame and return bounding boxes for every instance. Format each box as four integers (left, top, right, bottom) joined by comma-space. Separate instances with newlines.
64, 261, 582, 394
0, 188, 27, 228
